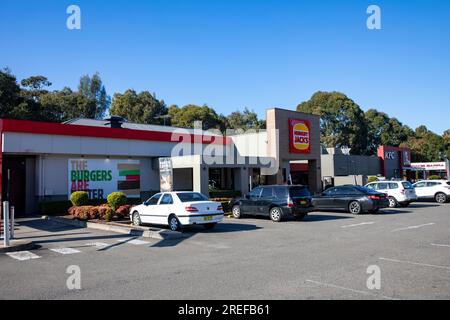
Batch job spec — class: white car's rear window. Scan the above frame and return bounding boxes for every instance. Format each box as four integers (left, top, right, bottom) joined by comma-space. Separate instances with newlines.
177, 192, 209, 202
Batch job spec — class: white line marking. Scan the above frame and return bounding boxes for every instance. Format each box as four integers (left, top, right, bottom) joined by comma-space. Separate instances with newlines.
379, 257, 450, 270
341, 222, 375, 228
305, 279, 397, 300
85, 242, 109, 248
431, 243, 450, 248
116, 239, 149, 245
6, 251, 41, 261
50, 247, 81, 255
392, 223, 435, 232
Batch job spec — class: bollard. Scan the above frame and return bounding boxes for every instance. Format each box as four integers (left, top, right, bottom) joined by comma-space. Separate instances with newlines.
10, 206, 15, 239
3, 201, 10, 247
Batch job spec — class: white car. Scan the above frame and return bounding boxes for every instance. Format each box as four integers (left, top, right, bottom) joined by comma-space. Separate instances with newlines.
365, 180, 417, 208
130, 192, 224, 231
412, 180, 450, 204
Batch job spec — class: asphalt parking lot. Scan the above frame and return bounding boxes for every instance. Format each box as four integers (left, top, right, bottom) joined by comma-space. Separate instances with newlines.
1, 202, 449, 300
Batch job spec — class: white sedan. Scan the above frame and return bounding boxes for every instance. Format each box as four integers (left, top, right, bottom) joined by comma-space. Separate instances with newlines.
130, 192, 224, 231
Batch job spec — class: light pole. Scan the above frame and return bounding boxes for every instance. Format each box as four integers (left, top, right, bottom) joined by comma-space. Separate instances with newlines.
154, 114, 172, 126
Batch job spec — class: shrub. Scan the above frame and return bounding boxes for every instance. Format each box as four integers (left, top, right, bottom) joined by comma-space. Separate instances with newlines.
73, 206, 93, 221
39, 201, 72, 215
70, 191, 89, 206
107, 192, 127, 211
116, 205, 132, 219
367, 176, 378, 184
98, 204, 114, 222
428, 175, 442, 180
68, 206, 77, 216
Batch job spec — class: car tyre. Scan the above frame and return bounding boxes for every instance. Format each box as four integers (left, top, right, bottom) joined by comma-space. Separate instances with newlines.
388, 197, 398, 208
348, 201, 362, 215
435, 193, 447, 204
168, 215, 182, 232
269, 207, 283, 222
232, 205, 242, 219
132, 211, 142, 226
203, 223, 217, 230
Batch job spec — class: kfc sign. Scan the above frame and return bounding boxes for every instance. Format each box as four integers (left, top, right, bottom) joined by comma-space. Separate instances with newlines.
385, 151, 396, 160
289, 119, 311, 154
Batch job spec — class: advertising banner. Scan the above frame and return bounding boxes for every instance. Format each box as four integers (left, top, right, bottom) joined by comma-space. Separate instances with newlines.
410, 162, 447, 171
289, 119, 311, 154
159, 157, 173, 192
68, 159, 141, 199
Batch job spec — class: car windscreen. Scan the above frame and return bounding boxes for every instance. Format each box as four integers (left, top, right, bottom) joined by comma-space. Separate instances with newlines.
447, 182, 450, 186
176, 192, 209, 202
402, 181, 414, 189
289, 186, 311, 197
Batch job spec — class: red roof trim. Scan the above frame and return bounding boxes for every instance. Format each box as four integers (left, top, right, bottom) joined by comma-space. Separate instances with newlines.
0, 119, 230, 145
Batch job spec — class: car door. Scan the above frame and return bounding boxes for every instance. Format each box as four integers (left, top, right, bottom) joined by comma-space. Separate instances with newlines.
332, 187, 354, 209
157, 193, 174, 225
312, 187, 337, 209
375, 182, 390, 197
140, 193, 162, 223
426, 182, 441, 197
240, 187, 262, 215
413, 181, 428, 198
257, 187, 275, 216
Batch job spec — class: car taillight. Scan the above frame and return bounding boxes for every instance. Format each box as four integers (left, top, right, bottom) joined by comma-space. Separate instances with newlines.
185, 206, 198, 212
368, 195, 380, 200
217, 205, 223, 211
287, 197, 294, 207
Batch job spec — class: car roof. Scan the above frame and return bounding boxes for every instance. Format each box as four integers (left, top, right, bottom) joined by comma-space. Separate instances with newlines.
256, 185, 307, 188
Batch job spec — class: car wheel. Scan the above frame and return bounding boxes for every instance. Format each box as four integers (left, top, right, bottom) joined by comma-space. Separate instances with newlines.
388, 197, 398, 208
435, 193, 447, 204
168, 215, 181, 232
203, 223, 217, 230
132, 211, 142, 226
269, 207, 283, 222
348, 201, 362, 215
232, 205, 242, 219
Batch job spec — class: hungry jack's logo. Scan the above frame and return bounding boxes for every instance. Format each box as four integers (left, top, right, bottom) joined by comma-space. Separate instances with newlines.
289, 119, 311, 154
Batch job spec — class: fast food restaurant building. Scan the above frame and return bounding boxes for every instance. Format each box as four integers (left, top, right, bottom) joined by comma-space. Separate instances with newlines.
0, 108, 322, 215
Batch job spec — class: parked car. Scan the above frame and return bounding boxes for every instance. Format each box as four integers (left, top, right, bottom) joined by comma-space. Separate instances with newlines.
412, 180, 450, 204
130, 192, 224, 231
311, 185, 389, 214
365, 180, 417, 208
229, 185, 313, 222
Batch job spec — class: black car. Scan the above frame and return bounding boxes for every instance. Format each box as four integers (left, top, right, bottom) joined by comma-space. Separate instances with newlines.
229, 185, 313, 222
311, 185, 389, 214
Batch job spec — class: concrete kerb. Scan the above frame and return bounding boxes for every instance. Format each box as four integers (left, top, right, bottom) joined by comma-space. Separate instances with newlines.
0, 240, 35, 253
41, 216, 185, 240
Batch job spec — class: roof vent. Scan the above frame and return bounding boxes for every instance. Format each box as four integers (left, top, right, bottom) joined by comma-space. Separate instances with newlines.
104, 116, 127, 128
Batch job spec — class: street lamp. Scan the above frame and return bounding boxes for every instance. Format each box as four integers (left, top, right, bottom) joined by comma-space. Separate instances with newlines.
154, 114, 172, 126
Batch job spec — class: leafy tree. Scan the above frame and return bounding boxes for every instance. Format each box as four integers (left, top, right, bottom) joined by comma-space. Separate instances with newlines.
0, 68, 23, 118
226, 107, 266, 130
168, 104, 225, 130
297, 91, 368, 154
402, 126, 446, 162
78, 72, 110, 119
109, 90, 168, 124
444, 129, 450, 160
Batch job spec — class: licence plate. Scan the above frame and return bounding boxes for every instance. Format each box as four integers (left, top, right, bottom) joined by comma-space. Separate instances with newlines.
300, 201, 307, 205
203, 216, 213, 221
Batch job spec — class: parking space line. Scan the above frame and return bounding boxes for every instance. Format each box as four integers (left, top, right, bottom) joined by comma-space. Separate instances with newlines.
6, 251, 41, 261
392, 223, 435, 232
49, 248, 81, 255
341, 222, 375, 228
379, 257, 450, 270
116, 239, 150, 245
85, 242, 109, 248
305, 279, 397, 300
431, 243, 450, 248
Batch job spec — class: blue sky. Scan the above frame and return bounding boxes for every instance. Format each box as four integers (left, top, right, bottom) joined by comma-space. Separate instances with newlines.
1, 0, 449, 134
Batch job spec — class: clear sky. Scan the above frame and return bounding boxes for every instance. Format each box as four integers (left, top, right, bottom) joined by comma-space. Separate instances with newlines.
1, 0, 449, 134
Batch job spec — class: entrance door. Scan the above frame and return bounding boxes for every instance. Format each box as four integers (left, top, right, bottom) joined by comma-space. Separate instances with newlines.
2, 156, 27, 216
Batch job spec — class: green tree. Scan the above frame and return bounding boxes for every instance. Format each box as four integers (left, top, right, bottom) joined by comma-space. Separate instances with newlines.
226, 107, 266, 130
0, 68, 23, 118
297, 91, 368, 154
402, 126, 446, 162
168, 104, 225, 130
444, 130, 450, 159
78, 72, 110, 119
109, 90, 168, 124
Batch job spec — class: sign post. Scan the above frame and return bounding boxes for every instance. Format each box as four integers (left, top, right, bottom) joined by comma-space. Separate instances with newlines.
10, 206, 14, 239
3, 201, 9, 247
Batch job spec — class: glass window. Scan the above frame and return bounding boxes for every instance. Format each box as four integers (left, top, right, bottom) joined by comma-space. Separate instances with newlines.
289, 186, 311, 197
426, 182, 439, 187
377, 183, 389, 190
146, 193, 161, 205
446, 182, 450, 186
160, 194, 173, 205
261, 187, 274, 198
389, 183, 399, 189
402, 182, 414, 189
366, 184, 376, 190
324, 187, 338, 195
248, 187, 262, 198
414, 182, 426, 188
176, 192, 208, 202
335, 187, 358, 195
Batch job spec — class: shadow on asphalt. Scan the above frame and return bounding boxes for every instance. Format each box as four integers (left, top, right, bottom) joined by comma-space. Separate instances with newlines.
302, 214, 354, 222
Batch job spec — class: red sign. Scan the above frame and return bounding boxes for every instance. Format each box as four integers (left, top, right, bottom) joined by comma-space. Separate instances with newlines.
289, 119, 311, 154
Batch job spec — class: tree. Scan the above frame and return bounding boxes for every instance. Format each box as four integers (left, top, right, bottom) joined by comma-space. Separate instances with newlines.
0, 68, 23, 118
297, 91, 368, 154
226, 108, 266, 130
444, 130, 450, 160
365, 109, 414, 154
109, 90, 168, 124
168, 104, 225, 130
402, 126, 446, 162
78, 72, 110, 119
